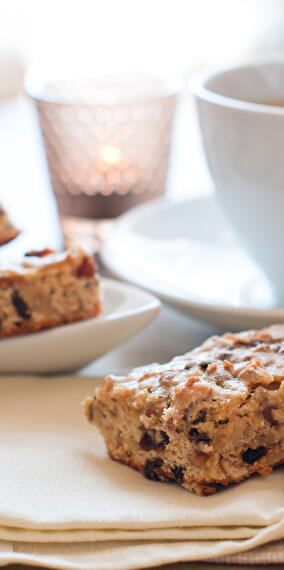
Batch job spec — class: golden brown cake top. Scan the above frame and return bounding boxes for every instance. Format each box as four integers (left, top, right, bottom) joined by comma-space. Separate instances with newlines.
95, 325, 284, 427
0, 247, 97, 281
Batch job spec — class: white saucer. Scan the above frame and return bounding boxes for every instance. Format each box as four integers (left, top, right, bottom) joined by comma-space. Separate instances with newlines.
0, 278, 160, 374
102, 196, 284, 330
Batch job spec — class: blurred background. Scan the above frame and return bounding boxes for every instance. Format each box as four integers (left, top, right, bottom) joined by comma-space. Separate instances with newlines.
2, 0, 284, 74
1, 0, 284, 252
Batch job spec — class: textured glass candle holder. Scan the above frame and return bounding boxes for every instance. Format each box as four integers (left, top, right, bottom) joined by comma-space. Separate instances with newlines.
28, 73, 178, 214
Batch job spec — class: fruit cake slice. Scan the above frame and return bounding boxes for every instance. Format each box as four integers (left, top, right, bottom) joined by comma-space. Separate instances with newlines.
0, 248, 101, 338
0, 205, 19, 245
85, 325, 284, 495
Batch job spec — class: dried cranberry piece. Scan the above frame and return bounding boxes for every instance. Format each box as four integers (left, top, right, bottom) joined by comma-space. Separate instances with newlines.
192, 409, 207, 425
188, 428, 211, 443
76, 256, 96, 278
139, 429, 169, 451
171, 465, 184, 482
11, 290, 30, 319
144, 459, 163, 481
233, 339, 261, 348
242, 446, 267, 464
25, 249, 54, 258
139, 432, 154, 451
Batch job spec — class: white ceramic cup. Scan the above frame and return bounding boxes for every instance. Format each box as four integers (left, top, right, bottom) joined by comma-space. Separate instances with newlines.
191, 61, 284, 306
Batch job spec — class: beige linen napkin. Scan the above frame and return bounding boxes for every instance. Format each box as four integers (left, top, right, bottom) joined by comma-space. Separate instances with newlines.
0, 374, 283, 569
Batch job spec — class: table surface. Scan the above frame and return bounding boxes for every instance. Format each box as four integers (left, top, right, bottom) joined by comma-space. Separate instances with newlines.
0, 95, 274, 570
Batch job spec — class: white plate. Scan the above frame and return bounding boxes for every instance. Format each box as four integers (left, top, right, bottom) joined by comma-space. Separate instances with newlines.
0, 278, 160, 374
102, 196, 284, 331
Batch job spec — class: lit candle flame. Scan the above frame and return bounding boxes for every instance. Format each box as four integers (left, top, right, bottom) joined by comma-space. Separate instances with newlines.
100, 145, 121, 165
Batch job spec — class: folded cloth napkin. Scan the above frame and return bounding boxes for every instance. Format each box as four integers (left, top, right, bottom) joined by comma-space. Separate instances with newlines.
0, 375, 283, 569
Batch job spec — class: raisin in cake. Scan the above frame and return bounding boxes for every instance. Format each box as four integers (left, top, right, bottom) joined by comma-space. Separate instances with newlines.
85, 325, 284, 495
0, 248, 101, 338
0, 205, 19, 245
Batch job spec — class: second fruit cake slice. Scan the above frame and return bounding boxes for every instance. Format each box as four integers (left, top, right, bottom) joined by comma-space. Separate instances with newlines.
0, 248, 101, 337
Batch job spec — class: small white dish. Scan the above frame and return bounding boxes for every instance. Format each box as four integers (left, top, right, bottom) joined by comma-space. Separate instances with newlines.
102, 195, 284, 331
0, 278, 160, 374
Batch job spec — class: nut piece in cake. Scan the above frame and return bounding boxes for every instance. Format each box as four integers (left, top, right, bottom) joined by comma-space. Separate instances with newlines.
0, 205, 19, 245
85, 324, 284, 495
0, 248, 101, 338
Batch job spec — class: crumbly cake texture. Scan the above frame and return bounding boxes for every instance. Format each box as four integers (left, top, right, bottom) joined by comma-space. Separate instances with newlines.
0, 206, 19, 245
0, 248, 101, 338
85, 325, 284, 495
